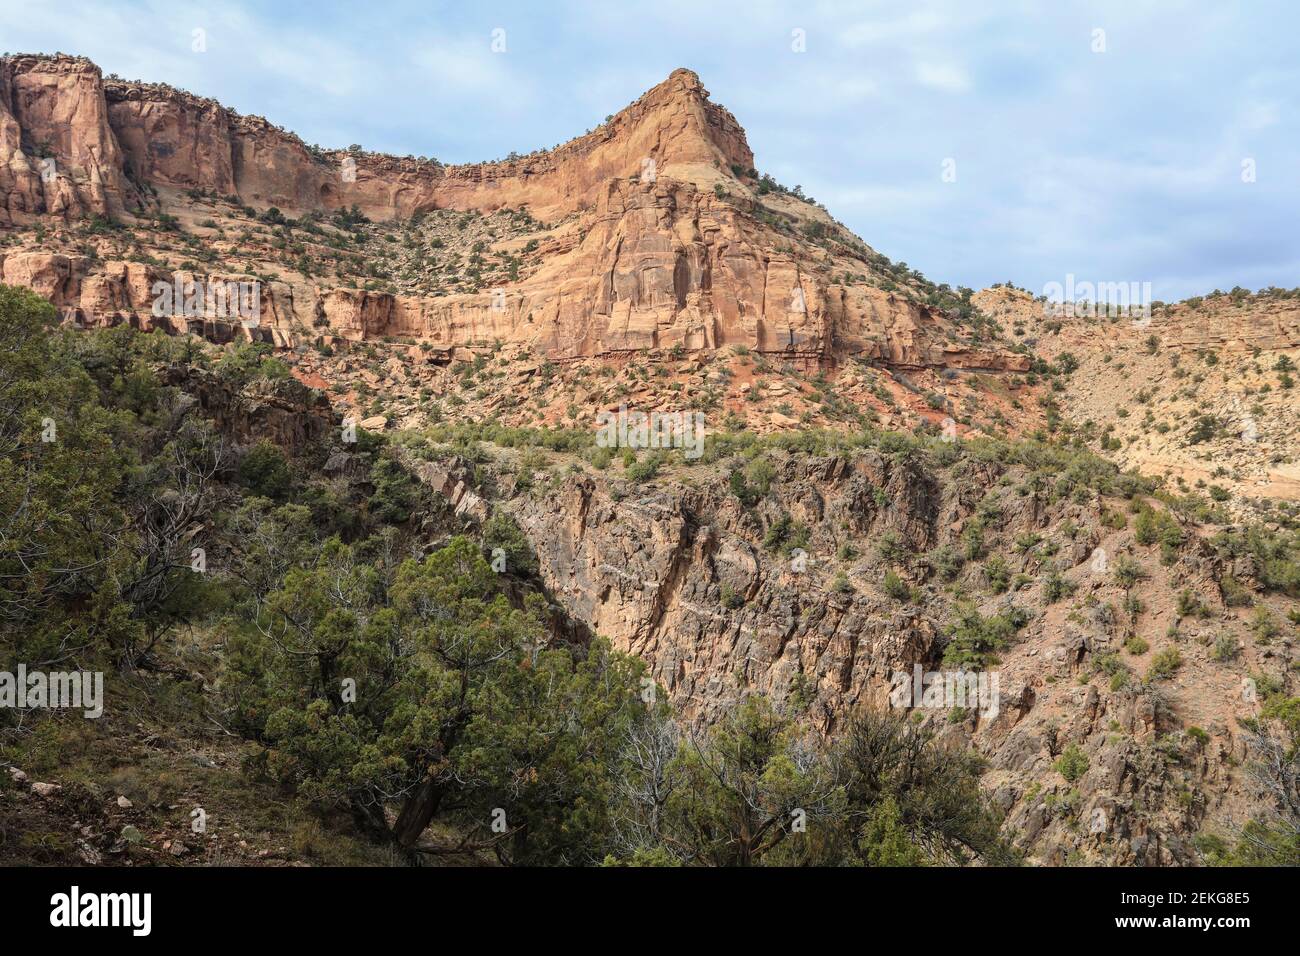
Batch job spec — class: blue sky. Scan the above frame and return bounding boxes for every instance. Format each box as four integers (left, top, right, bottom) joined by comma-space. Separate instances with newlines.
5, 0, 1297, 300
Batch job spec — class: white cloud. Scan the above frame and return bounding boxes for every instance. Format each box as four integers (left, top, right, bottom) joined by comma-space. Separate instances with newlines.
2, 0, 1297, 300
1238, 101, 1280, 131
914, 61, 970, 93
838, 10, 950, 48
409, 36, 528, 105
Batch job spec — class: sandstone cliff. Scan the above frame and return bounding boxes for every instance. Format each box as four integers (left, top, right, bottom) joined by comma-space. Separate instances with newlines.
102, 65, 751, 222
0, 54, 1023, 376
0, 55, 138, 223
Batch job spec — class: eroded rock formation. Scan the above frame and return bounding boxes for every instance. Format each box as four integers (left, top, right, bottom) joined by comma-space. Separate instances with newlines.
0, 54, 1025, 374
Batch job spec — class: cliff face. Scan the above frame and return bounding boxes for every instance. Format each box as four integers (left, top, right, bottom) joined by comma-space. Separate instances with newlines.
974, 285, 1300, 356
100, 65, 751, 222
1, 55, 749, 224
0, 56, 138, 223
0, 54, 1026, 375
405, 443, 1280, 866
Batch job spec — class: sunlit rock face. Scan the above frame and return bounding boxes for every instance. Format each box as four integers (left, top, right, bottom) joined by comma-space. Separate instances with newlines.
0, 55, 1030, 375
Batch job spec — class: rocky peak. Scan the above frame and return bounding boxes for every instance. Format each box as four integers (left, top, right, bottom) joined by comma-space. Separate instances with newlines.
609, 66, 754, 180
0, 53, 1031, 422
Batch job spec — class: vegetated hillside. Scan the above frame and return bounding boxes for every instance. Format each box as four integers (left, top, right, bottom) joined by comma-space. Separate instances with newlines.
0, 53, 1035, 441
976, 285, 1300, 511
2, 53, 1299, 868
2, 285, 1297, 866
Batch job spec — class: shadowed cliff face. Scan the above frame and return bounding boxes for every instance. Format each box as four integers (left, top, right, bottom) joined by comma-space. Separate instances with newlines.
0, 54, 1027, 375
400, 438, 1289, 866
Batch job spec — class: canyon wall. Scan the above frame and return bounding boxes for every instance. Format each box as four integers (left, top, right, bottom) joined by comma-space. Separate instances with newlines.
0, 56, 138, 223
0, 54, 1027, 372
462, 449, 1249, 865
102, 62, 751, 222
3, 56, 748, 224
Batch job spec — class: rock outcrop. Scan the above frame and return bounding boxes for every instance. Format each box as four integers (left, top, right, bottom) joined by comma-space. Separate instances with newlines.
160, 363, 336, 455
459, 448, 1271, 864
101, 65, 749, 223
0, 54, 1026, 375
0, 55, 138, 223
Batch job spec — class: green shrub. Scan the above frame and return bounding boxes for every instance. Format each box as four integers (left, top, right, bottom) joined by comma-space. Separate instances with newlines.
742, 457, 777, 496
1212, 527, 1299, 598
1112, 555, 1146, 588
1042, 569, 1075, 604
1055, 744, 1089, 783
877, 531, 909, 564
239, 440, 291, 498
482, 511, 538, 575
1147, 646, 1183, 680
1211, 635, 1239, 662
883, 570, 910, 602
1251, 607, 1279, 643
926, 545, 964, 581
625, 451, 665, 483
1093, 651, 1123, 677
728, 468, 758, 507
942, 604, 1029, 667
983, 555, 1010, 593
368, 455, 419, 524
1220, 576, 1254, 607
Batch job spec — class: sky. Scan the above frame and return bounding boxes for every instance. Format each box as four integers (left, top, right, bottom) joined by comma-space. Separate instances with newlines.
4, 0, 1297, 301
